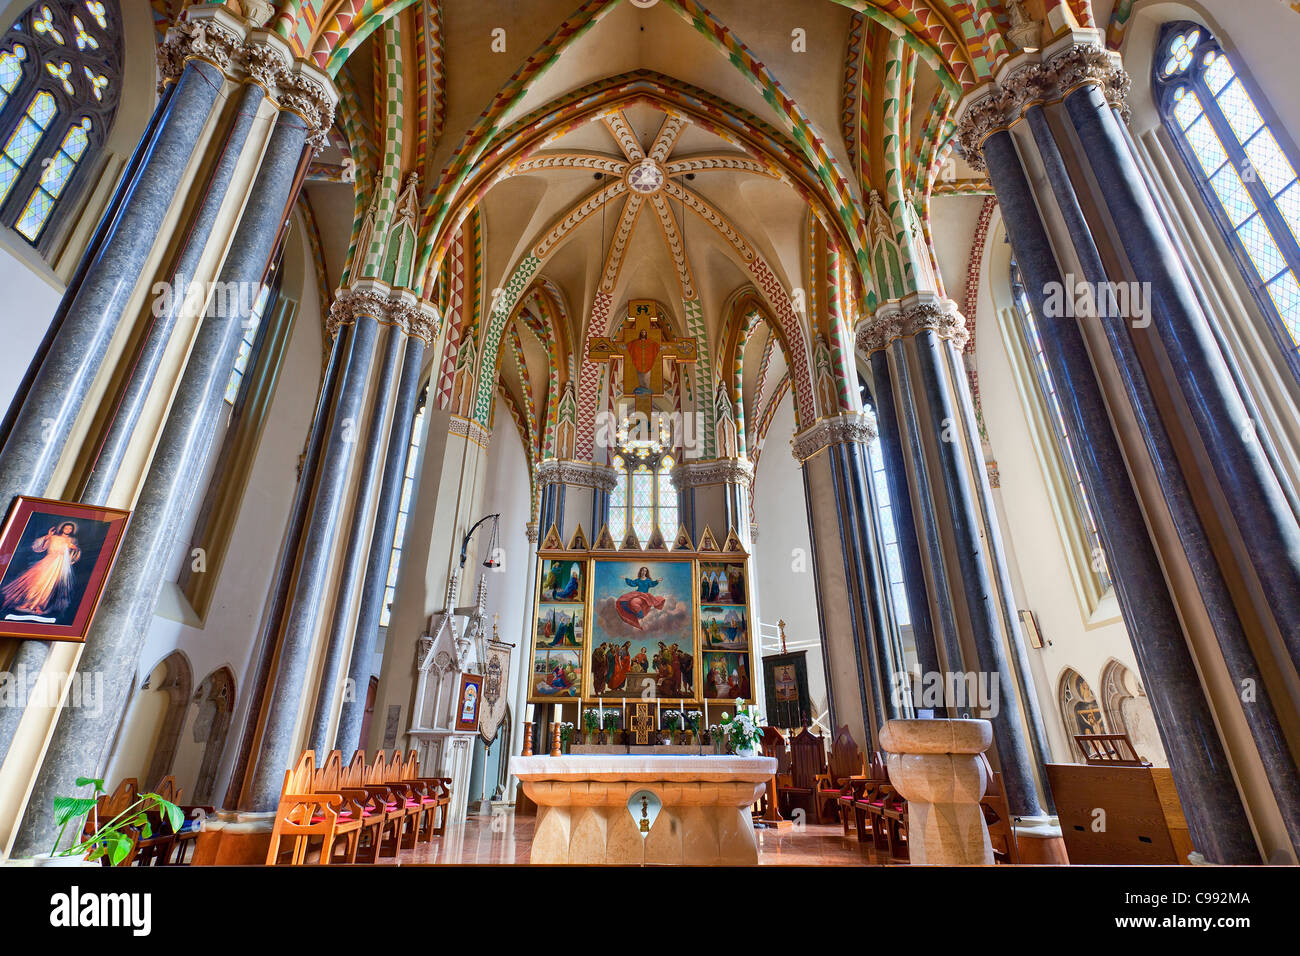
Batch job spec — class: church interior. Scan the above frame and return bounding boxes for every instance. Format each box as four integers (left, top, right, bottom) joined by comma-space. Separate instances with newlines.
0, 0, 1298, 877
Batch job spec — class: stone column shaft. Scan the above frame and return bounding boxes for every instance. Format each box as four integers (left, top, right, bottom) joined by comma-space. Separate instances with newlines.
244, 310, 381, 810
336, 322, 430, 753
1063, 83, 1300, 669
0, 60, 224, 511
866, 352, 944, 686
307, 324, 404, 753
985, 114, 1268, 862
223, 331, 344, 806
12, 106, 313, 855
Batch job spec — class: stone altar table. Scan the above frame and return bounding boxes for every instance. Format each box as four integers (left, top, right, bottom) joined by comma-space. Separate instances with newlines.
510, 754, 776, 864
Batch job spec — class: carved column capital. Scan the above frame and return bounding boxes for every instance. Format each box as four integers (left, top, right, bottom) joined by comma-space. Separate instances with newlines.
157, 7, 243, 89
791, 411, 877, 463
535, 458, 619, 491
954, 30, 1131, 169
860, 293, 968, 355
670, 457, 754, 489
329, 280, 441, 343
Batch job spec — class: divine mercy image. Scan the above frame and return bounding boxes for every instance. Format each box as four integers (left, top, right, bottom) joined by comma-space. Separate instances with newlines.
0, 511, 111, 627
589, 559, 694, 698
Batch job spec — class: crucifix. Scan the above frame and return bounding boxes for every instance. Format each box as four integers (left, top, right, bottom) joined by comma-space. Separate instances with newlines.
629, 701, 655, 745
588, 299, 697, 416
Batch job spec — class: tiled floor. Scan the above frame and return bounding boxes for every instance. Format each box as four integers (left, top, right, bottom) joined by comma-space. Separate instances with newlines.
402, 811, 899, 865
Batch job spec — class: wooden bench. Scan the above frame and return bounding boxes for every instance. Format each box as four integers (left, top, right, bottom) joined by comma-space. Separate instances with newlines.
267, 751, 377, 864
1045, 761, 1193, 865
842, 750, 888, 843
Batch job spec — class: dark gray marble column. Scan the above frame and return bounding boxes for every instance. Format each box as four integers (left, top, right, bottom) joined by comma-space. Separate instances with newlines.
866, 352, 943, 686
223, 331, 344, 806
244, 309, 381, 810
307, 323, 404, 754
985, 111, 1272, 860
0, 78, 261, 770
1063, 83, 1300, 671
0, 82, 175, 455
335, 332, 428, 752
795, 416, 905, 744
12, 107, 312, 855
0, 60, 224, 511
887, 341, 969, 711
81, 82, 267, 502
912, 322, 1043, 817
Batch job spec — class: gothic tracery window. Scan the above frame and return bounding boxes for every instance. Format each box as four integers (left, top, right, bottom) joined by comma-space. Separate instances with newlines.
608, 416, 678, 545
0, 1, 121, 249
1154, 22, 1300, 367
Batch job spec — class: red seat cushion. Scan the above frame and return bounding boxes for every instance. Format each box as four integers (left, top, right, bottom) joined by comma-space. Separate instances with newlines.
384, 803, 398, 811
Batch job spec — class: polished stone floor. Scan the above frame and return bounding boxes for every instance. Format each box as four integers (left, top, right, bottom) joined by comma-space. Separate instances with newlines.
401, 810, 899, 865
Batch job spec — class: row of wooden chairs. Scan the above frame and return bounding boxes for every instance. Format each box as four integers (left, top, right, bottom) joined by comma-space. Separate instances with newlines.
80, 775, 211, 866
266, 749, 451, 865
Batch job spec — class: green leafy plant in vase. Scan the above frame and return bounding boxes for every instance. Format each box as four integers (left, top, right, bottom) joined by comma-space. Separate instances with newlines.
661, 709, 681, 744
45, 776, 183, 866
686, 710, 703, 745
602, 711, 619, 744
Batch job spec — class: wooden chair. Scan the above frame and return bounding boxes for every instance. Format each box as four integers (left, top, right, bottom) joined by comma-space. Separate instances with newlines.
395, 750, 451, 842
1075, 733, 1149, 767
754, 727, 789, 826
266, 751, 366, 865
815, 725, 863, 823
358, 750, 416, 855
136, 775, 213, 866
336, 750, 388, 862
978, 753, 1019, 864
842, 751, 888, 842
859, 756, 908, 859
777, 728, 826, 824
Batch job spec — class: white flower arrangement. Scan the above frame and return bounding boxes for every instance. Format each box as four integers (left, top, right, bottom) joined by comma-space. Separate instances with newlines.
717, 700, 764, 753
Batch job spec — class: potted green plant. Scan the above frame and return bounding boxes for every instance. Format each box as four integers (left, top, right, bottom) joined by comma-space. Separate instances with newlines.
718, 699, 764, 756
602, 711, 619, 744
37, 777, 183, 867
582, 708, 601, 745
708, 723, 725, 755
558, 721, 575, 754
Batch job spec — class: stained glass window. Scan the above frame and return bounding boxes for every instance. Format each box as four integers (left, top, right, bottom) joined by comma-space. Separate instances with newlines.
657, 455, 678, 538
1155, 23, 1300, 364
0, 1, 120, 249
631, 464, 654, 544
381, 390, 428, 628
0, 45, 28, 114
0, 90, 56, 205
608, 454, 627, 536
605, 417, 679, 547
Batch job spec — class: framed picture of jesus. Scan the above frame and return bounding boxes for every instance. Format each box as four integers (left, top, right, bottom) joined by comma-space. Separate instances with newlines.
586, 557, 697, 700
0, 496, 131, 642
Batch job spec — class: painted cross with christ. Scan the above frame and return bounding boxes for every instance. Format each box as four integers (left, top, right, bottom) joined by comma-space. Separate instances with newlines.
588, 299, 697, 415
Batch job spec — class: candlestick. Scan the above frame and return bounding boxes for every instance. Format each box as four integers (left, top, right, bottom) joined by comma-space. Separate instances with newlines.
523, 723, 534, 756
551, 723, 562, 757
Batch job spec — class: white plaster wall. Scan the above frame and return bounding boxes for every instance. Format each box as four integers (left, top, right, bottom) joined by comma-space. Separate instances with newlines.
752, 395, 829, 729
464, 399, 533, 802
0, 244, 61, 416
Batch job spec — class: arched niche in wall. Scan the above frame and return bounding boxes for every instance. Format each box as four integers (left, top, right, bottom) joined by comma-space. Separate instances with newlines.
141, 649, 192, 789
1057, 666, 1107, 762
1099, 658, 1162, 766
189, 665, 235, 805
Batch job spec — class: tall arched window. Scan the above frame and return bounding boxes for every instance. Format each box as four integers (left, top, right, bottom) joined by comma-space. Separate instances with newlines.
607, 416, 678, 545
1009, 261, 1112, 598
0, 1, 121, 250
1154, 22, 1300, 368
380, 388, 428, 627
